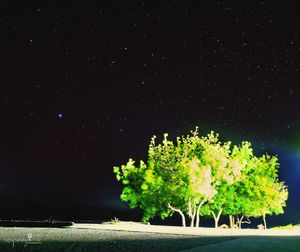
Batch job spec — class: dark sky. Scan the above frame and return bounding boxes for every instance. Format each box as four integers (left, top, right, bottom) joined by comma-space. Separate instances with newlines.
1, 1, 300, 225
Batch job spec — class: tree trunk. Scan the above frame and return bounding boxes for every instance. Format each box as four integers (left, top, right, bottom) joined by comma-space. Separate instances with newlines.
188, 199, 195, 227
211, 209, 223, 228
263, 214, 267, 229
237, 216, 251, 229
180, 211, 186, 227
188, 199, 192, 221
190, 208, 196, 227
167, 204, 186, 227
195, 199, 206, 227
237, 216, 244, 229
189, 201, 197, 227
229, 215, 235, 229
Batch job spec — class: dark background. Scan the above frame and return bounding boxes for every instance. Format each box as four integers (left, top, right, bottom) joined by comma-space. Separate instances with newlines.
1, 1, 300, 227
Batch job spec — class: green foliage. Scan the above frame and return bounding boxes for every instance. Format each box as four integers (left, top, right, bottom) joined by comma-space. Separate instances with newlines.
113, 128, 288, 227
271, 224, 300, 229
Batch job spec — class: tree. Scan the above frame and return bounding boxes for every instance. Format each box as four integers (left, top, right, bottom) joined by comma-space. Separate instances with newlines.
200, 141, 250, 228
114, 133, 191, 226
114, 129, 218, 226
223, 141, 255, 229
221, 152, 288, 229
181, 157, 217, 227
145, 130, 219, 227
114, 128, 288, 228
238, 154, 288, 229
146, 133, 190, 226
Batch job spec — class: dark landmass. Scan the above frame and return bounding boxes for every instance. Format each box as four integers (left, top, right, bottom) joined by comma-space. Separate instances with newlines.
0, 220, 73, 228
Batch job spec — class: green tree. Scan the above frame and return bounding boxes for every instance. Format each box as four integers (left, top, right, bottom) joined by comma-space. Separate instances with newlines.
114, 129, 217, 226
238, 154, 288, 229
200, 141, 250, 228
147, 133, 190, 226
222, 152, 288, 229
114, 133, 191, 226
114, 128, 288, 228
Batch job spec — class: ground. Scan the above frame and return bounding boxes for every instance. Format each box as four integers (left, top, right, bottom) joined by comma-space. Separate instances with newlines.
0, 223, 299, 251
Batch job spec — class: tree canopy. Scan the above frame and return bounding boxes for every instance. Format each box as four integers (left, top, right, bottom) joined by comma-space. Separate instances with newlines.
114, 128, 288, 228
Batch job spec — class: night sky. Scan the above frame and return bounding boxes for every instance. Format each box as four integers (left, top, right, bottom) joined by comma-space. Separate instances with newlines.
1, 1, 300, 225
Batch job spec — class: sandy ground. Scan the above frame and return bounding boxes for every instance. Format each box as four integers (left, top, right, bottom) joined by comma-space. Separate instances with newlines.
73, 222, 300, 237
73, 223, 300, 251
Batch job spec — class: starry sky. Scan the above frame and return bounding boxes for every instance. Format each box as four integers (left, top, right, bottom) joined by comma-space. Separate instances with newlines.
1, 1, 300, 225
